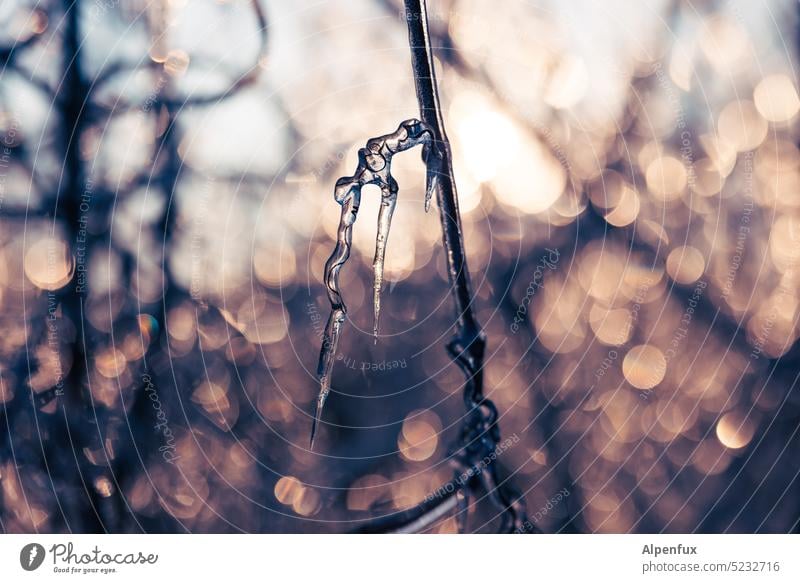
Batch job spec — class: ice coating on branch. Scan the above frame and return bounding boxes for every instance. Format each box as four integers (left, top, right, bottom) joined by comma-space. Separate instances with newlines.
311, 119, 440, 447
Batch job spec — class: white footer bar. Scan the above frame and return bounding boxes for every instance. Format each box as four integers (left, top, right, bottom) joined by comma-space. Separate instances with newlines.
1, 534, 797, 581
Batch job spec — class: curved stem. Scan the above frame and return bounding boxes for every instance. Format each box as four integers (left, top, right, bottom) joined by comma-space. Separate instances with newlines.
404, 0, 484, 398
369, 0, 529, 533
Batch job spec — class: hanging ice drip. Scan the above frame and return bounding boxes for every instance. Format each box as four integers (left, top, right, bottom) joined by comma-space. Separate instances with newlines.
312, 119, 441, 447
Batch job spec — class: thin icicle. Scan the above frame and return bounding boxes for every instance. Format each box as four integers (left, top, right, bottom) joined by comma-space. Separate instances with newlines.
312, 305, 346, 447
313, 191, 359, 448
373, 184, 397, 344
312, 119, 438, 447
423, 143, 440, 213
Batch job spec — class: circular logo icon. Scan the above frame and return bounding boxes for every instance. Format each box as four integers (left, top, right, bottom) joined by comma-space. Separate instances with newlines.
20, 543, 46, 571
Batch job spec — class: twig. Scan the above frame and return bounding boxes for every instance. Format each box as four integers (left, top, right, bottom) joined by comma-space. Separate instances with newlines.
312, 0, 530, 532
354, 0, 531, 533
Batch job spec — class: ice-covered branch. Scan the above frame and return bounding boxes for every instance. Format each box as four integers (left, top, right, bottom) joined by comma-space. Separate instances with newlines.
312, 0, 531, 533
312, 119, 440, 447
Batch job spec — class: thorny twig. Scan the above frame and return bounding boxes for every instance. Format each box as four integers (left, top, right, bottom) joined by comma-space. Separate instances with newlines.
313, 0, 531, 533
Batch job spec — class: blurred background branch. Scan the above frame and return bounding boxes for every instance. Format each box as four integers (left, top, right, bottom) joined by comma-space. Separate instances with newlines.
0, 0, 798, 534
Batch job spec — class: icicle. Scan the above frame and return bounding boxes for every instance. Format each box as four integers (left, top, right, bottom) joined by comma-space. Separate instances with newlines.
312, 119, 436, 447
313, 190, 359, 448
311, 305, 345, 447
423, 143, 440, 213
373, 183, 398, 344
